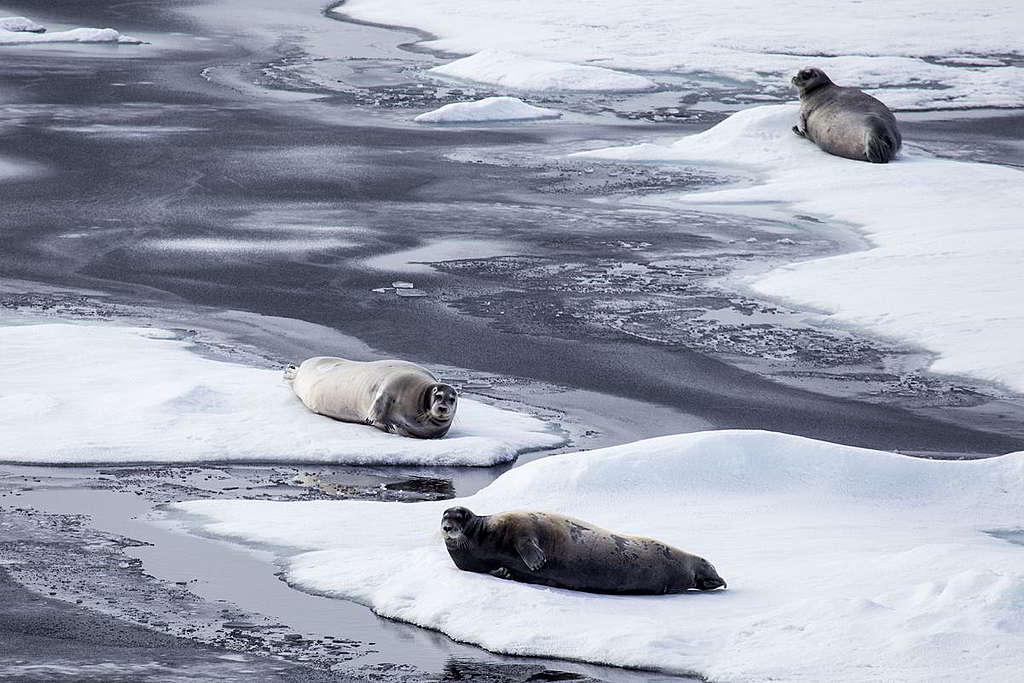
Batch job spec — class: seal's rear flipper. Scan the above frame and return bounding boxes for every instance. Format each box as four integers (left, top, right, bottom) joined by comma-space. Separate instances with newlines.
865, 122, 899, 163
284, 364, 298, 381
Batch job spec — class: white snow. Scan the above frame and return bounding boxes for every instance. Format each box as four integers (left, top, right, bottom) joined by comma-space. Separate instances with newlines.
0, 16, 46, 33
415, 96, 561, 123
176, 429, 1024, 682
428, 50, 656, 93
338, 0, 1024, 109
0, 25, 141, 46
575, 104, 1024, 393
0, 323, 563, 465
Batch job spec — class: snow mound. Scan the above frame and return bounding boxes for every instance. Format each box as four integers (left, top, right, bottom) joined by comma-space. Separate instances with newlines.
177, 430, 1024, 682
428, 50, 656, 93
414, 96, 562, 123
576, 104, 1024, 393
0, 323, 563, 465
0, 26, 141, 45
338, 0, 1024, 109
0, 16, 46, 33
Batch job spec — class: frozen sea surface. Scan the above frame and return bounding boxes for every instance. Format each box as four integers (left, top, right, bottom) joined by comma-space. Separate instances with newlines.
338, 0, 1024, 108
577, 104, 1024, 393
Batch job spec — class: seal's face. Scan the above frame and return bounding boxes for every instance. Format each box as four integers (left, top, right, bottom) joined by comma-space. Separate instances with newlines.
441, 506, 473, 540
693, 557, 727, 591
791, 67, 830, 93
427, 383, 458, 421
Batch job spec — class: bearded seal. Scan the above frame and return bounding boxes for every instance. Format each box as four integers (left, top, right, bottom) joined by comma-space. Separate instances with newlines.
441, 507, 726, 594
791, 67, 901, 163
286, 357, 457, 439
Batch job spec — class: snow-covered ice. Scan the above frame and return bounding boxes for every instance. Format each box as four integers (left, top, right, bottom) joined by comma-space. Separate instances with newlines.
338, 0, 1024, 108
176, 429, 1024, 682
0, 323, 563, 465
0, 16, 46, 33
576, 104, 1024, 393
0, 17, 141, 45
415, 96, 561, 123
428, 50, 656, 93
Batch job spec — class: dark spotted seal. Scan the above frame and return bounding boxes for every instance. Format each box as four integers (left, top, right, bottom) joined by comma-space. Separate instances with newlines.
441, 507, 726, 594
286, 357, 457, 439
791, 67, 901, 163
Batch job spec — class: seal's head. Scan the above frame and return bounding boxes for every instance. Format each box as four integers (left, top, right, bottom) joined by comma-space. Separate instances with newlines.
426, 383, 458, 422
692, 557, 727, 591
791, 67, 832, 94
441, 506, 475, 540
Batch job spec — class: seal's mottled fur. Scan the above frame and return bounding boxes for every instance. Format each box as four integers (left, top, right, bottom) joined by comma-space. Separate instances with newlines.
441, 507, 726, 594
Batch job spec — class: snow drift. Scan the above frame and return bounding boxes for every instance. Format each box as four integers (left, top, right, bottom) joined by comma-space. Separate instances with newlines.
177, 429, 1024, 682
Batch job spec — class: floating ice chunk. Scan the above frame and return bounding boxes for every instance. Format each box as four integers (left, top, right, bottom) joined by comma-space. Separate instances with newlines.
0, 26, 142, 45
177, 429, 1024, 682
428, 50, 657, 93
0, 323, 564, 465
0, 16, 46, 33
415, 97, 562, 123
391, 281, 414, 288
395, 289, 428, 298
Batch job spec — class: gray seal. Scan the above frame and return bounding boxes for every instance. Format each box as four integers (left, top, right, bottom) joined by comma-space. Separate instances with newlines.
441, 507, 726, 594
791, 67, 902, 163
286, 357, 457, 439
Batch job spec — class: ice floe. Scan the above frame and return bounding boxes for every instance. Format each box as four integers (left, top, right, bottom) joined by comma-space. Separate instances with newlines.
428, 50, 656, 93
338, 0, 1024, 108
415, 96, 562, 123
176, 429, 1024, 682
0, 16, 46, 33
0, 26, 142, 45
576, 104, 1024, 393
0, 323, 563, 465
0, 15, 141, 45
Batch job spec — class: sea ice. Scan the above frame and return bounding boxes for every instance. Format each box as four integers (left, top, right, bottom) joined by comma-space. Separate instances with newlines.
338, 0, 1024, 108
415, 96, 562, 123
0, 25, 142, 45
0, 16, 46, 33
428, 50, 656, 93
0, 323, 563, 465
575, 104, 1024, 393
177, 429, 1024, 682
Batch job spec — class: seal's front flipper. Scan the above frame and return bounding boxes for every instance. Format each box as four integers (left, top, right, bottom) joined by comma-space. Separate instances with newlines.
368, 391, 394, 431
792, 125, 807, 138
489, 567, 514, 580
515, 537, 546, 571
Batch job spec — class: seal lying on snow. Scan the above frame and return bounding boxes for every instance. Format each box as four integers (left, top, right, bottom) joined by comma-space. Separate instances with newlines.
791, 67, 901, 163
286, 357, 457, 439
441, 507, 726, 594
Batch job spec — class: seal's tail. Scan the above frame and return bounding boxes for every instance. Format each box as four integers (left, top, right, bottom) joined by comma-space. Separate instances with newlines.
864, 120, 901, 163
283, 364, 298, 381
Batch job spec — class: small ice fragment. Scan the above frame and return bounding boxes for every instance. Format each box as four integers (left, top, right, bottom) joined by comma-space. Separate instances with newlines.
776, 238, 796, 245
396, 289, 428, 298
371, 287, 393, 294
392, 281, 414, 289
745, 237, 759, 243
